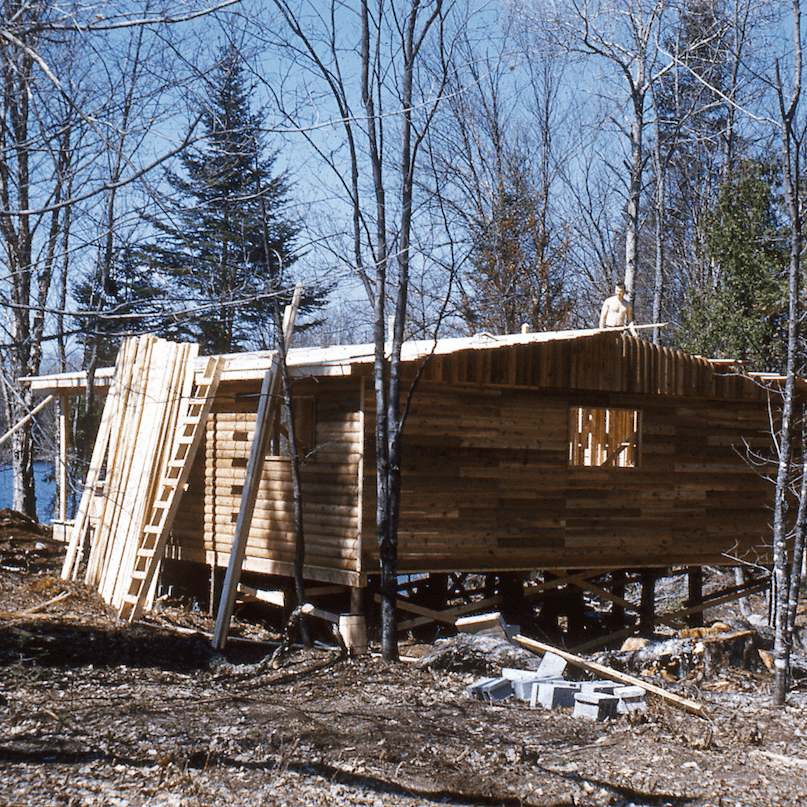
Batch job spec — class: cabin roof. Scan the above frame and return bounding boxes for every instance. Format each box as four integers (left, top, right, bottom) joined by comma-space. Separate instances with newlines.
23, 325, 799, 398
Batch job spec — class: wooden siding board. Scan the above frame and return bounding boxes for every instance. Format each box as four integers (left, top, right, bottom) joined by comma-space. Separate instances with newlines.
168, 334, 787, 582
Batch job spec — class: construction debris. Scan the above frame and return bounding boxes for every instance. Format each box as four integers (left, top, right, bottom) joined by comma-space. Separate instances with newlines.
515, 634, 706, 717
455, 611, 518, 641
466, 664, 648, 720
417, 632, 542, 675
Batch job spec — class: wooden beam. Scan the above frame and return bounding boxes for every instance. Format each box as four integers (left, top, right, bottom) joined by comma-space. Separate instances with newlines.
213, 286, 302, 650
385, 593, 504, 630
0, 394, 53, 448
658, 575, 769, 623
573, 579, 682, 629
515, 634, 707, 718
523, 569, 611, 599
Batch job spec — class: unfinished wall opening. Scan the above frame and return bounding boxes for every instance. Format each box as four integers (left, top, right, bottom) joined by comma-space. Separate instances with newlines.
568, 406, 640, 468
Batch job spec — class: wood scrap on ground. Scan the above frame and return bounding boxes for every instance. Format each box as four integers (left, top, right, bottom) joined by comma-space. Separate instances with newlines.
0, 591, 71, 619
514, 634, 708, 718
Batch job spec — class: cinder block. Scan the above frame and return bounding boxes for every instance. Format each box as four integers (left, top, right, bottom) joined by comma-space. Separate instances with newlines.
511, 677, 556, 701
479, 678, 513, 701
580, 680, 620, 695
465, 677, 513, 701
614, 685, 646, 713
501, 668, 540, 682
502, 669, 565, 701
466, 677, 498, 700
613, 685, 646, 698
573, 692, 618, 721
532, 681, 582, 709
537, 651, 568, 679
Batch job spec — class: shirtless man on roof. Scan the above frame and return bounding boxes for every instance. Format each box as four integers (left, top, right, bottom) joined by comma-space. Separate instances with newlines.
599, 282, 633, 329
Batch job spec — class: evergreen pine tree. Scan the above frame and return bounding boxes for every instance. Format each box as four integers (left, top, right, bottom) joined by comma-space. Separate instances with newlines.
141, 47, 323, 354
677, 159, 788, 371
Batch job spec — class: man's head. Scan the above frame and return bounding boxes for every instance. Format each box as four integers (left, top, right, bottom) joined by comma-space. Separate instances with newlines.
615, 282, 625, 299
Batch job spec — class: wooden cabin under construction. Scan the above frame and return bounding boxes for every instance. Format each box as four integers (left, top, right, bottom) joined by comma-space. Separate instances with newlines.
28, 328, 792, 639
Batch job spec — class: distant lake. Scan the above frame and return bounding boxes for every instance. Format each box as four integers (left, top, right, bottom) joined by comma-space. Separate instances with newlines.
0, 461, 57, 524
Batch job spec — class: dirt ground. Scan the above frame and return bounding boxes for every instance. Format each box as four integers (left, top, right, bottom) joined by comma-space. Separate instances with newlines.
1, 512, 807, 807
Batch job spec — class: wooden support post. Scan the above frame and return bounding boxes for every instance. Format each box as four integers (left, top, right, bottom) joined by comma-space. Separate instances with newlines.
498, 572, 526, 625
212, 355, 281, 649
687, 566, 704, 627
423, 573, 448, 613
639, 569, 656, 636
350, 585, 364, 616
484, 573, 496, 599
58, 393, 69, 523
212, 287, 301, 651
610, 570, 626, 628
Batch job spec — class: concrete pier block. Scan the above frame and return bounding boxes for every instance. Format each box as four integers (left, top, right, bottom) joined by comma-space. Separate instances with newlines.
580, 680, 620, 695
532, 681, 582, 709
573, 691, 618, 721
466, 677, 512, 701
466, 677, 498, 700
614, 685, 646, 713
537, 651, 568, 678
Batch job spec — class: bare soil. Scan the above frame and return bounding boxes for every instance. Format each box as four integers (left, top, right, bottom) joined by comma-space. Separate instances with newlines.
1, 514, 806, 807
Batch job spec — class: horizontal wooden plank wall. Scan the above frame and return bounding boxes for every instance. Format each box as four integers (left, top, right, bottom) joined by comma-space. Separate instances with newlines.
168, 332, 785, 585
170, 376, 364, 585
361, 333, 780, 574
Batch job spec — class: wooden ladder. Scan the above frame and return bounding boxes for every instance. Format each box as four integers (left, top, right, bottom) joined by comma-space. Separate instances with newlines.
118, 355, 225, 621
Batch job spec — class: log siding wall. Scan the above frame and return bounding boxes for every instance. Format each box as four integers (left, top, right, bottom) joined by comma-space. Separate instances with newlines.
171, 377, 364, 584
170, 332, 782, 584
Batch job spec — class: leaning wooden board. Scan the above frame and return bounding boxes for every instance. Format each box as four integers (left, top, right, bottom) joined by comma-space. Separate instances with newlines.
514, 634, 707, 718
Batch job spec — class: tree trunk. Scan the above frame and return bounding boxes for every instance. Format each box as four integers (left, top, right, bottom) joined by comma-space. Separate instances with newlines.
771, 0, 802, 708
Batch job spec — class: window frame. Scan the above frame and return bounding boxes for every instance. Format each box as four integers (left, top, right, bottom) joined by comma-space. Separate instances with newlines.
568, 406, 641, 468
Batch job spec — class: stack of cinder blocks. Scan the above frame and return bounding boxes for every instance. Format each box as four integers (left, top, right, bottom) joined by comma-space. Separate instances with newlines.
465, 650, 647, 721
466, 649, 569, 703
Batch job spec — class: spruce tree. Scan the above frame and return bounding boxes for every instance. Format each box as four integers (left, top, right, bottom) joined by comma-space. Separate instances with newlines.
677, 159, 788, 371
142, 47, 321, 354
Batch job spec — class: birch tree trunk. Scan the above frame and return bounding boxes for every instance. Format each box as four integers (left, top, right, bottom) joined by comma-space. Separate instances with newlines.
772, 0, 802, 706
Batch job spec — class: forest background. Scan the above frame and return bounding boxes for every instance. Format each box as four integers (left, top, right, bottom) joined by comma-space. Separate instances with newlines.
1, 0, 806, 689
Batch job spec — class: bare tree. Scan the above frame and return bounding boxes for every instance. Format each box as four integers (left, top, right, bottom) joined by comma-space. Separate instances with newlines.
425, 28, 575, 334
517, 0, 675, 318
0, 0, 240, 516
770, 0, 804, 707
265, 0, 458, 659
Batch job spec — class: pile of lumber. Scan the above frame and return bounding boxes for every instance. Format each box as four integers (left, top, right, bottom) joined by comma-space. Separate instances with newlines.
61, 336, 222, 619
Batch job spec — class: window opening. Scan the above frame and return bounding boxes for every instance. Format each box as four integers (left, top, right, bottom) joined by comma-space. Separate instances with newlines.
569, 406, 640, 467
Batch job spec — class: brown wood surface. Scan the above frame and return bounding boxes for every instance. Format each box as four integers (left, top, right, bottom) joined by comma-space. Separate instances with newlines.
166, 333, 786, 584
